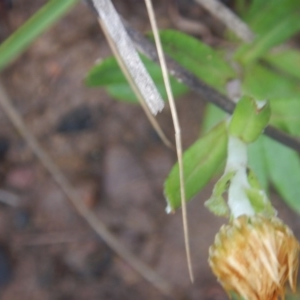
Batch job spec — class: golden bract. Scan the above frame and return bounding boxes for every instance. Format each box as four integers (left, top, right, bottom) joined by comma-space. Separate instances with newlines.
209, 215, 299, 300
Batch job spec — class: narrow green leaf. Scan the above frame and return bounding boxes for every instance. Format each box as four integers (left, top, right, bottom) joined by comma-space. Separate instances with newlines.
85, 55, 188, 103
236, 0, 300, 64
0, 0, 78, 71
263, 137, 300, 214
265, 49, 300, 81
149, 30, 236, 92
164, 122, 228, 211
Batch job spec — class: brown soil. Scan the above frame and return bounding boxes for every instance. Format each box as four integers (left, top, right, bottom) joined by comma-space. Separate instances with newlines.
0, 1, 299, 299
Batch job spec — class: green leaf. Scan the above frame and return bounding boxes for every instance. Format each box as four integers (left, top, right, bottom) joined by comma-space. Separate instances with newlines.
204, 195, 229, 217
234, 0, 250, 17
0, 0, 78, 71
246, 169, 275, 217
248, 136, 269, 190
164, 122, 228, 211
242, 64, 300, 99
265, 48, 300, 81
263, 136, 300, 214
150, 30, 236, 92
270, 97, 300, 136
107, 84, 141, 103
85, 56, 128, 87
202, 104, 227, 133
229, 95, 271, 144
242, 0, 267, 22
246, 187, 275, 216
85, 55, 188, 103
236, 0, 300, 64
204, 171, 235, 217
242, 65, 300, 136
244, 0, 300, 35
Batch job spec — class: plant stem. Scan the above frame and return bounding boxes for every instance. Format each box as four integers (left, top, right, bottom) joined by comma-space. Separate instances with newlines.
226, 135, 255, 218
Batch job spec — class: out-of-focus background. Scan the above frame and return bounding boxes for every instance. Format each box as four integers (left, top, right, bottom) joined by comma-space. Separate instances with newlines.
0, 1, 300, 299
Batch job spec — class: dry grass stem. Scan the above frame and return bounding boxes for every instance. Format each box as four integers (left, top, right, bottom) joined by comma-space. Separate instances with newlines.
0, 81, 173, 297
144, 0, 194, 282
98, 19, 174, 149
88, 0, 174, 149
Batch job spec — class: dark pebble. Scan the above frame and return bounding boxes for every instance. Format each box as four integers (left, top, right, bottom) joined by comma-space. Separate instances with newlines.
56, 105, 94, 133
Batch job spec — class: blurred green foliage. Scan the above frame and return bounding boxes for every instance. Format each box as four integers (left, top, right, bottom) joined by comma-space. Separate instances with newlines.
0, 0, 78, 71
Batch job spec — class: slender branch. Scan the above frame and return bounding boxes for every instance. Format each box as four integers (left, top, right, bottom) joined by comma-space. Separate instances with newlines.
87, 0, 174, 149
123, 21, 300, 153
89, 0, 164, 115
98, 19, 173, 149
193, 0, 254, 43
0, 81, 173, 297
144, 0, 194, 282
264, 126, 300, 151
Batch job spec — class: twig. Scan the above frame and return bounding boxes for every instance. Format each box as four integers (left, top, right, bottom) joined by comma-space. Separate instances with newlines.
86, 0, 174, 149
194, 0, 254, 43
98, 20, 173, 149
123, 21, 300, 153
0, 81, 173, 297
144, 0, 194, 282
89, 0, 164, 115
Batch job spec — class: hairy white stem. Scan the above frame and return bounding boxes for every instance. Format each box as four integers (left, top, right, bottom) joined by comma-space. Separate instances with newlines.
226, 136, 255, 218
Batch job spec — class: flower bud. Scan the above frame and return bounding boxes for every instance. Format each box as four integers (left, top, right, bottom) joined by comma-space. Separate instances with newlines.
209, 215, 299, 300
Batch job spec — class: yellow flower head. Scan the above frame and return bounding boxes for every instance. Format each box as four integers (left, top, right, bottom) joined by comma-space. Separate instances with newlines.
209, 215, 299, 300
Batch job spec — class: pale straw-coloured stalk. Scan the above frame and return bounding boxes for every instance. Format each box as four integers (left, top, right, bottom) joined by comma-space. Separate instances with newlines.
144, 0, 194, 282
0, 81, 173, 296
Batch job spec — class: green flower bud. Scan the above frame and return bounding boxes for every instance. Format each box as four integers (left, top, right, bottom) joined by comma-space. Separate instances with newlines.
229, 95, 271, 144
